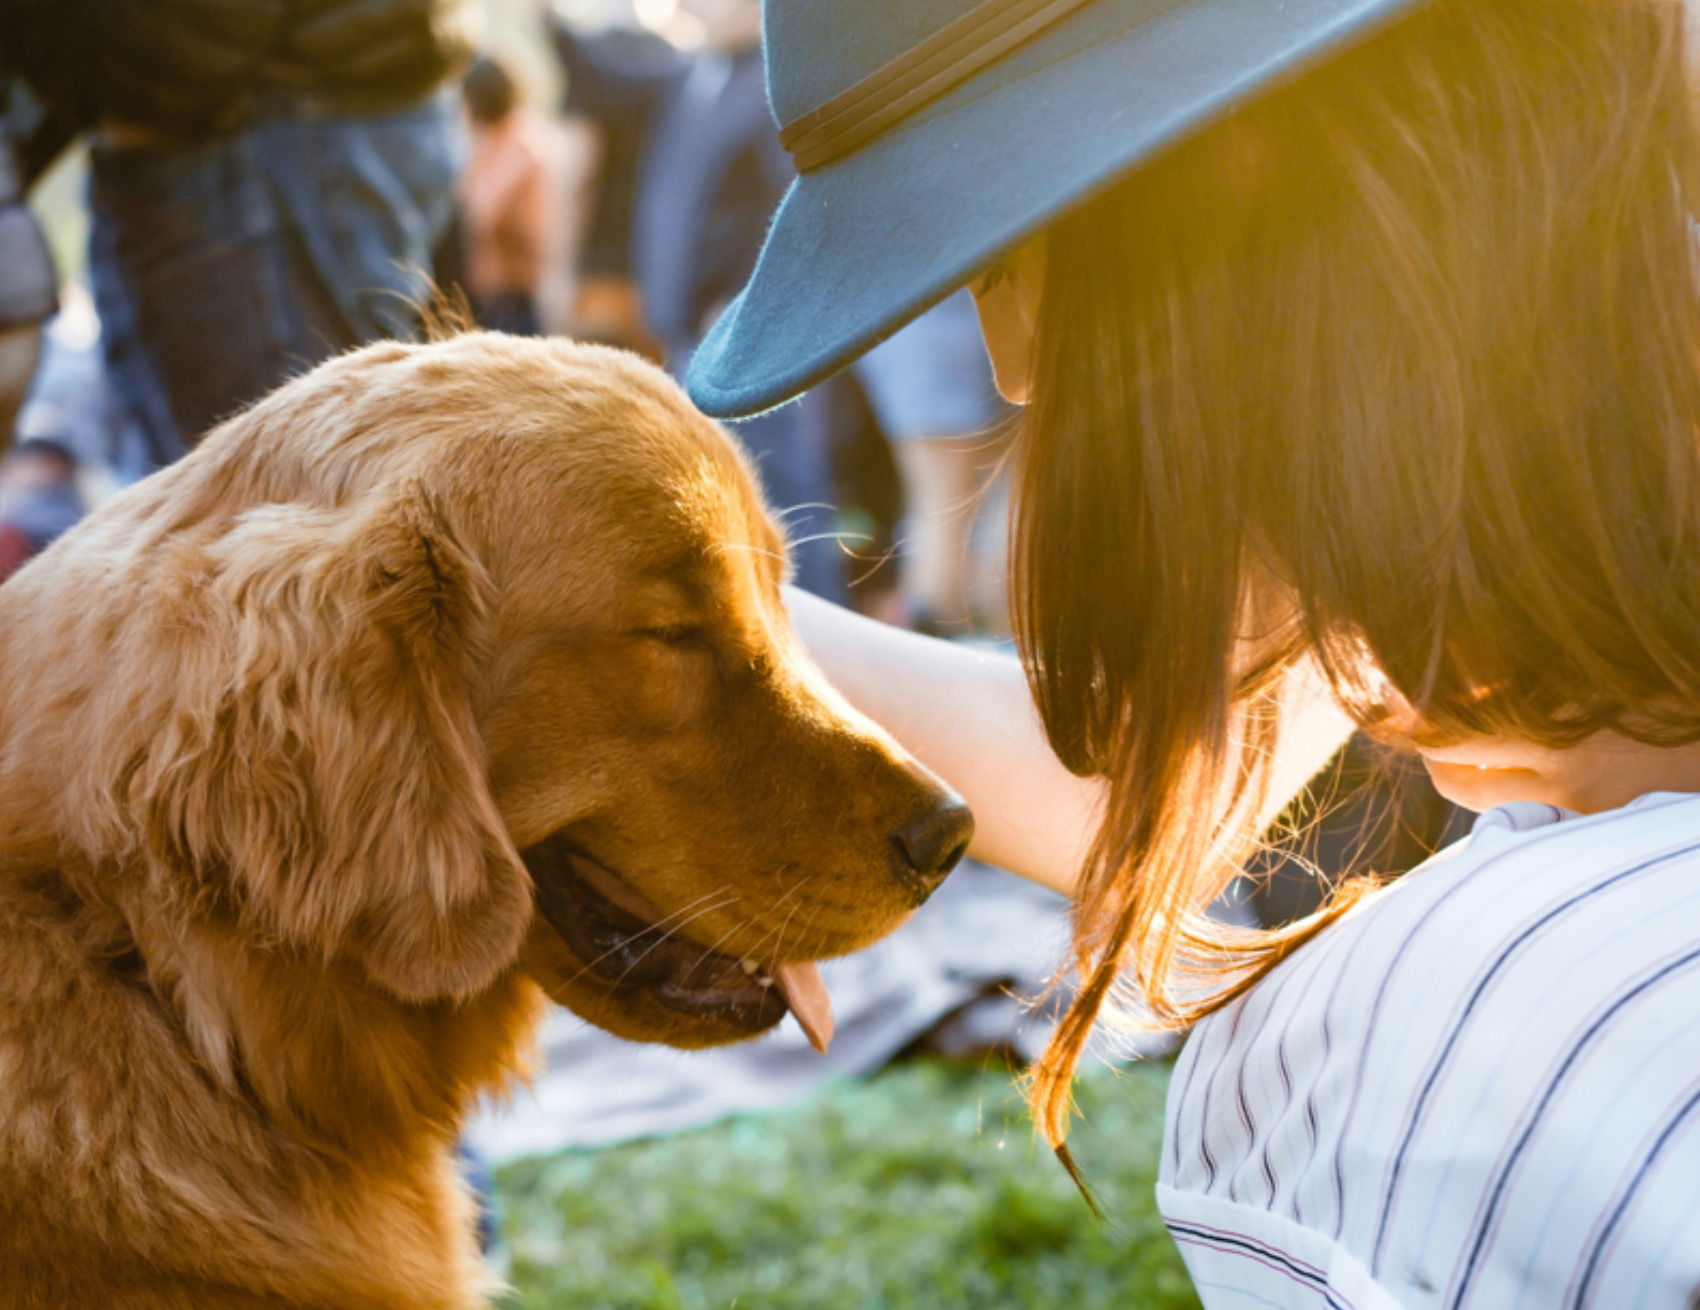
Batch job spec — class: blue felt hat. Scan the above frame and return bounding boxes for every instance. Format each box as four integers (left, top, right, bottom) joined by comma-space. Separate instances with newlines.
686, 0, 1434, 419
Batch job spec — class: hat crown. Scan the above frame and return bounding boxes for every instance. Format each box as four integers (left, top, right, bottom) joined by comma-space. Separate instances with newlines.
696, 0, 1429, 419
764, 0, 1002, 127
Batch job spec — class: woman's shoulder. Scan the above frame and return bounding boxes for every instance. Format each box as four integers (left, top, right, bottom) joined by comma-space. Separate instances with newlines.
1158, 791, 1700, 1308
1273, 790, 1700, 1000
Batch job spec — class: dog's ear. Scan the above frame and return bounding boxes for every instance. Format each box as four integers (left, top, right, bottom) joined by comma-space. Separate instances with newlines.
140, 483, 531, 1003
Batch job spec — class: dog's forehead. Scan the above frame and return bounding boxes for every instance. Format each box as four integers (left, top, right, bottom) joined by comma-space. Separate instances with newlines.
533, 353, 783, 560
529, 413, 775, 557
438, 344, 788, 614
619, 452, 788, 608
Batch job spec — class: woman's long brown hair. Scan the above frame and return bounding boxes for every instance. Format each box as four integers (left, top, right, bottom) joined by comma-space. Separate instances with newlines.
1015, 0, 1700, 1152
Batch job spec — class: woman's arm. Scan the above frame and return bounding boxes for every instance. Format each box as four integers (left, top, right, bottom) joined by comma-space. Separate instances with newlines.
786, 588, 1355, 898
786, 587, 1100, 895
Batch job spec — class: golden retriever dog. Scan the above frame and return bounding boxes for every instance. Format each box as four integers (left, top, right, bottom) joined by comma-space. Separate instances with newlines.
0, 333, 972, 1309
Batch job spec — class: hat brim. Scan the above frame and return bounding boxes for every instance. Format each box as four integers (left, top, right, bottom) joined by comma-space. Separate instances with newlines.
687, 0, 1430, 419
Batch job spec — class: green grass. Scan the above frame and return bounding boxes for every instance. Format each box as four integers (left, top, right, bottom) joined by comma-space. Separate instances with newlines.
494, 1058, 1201, 1310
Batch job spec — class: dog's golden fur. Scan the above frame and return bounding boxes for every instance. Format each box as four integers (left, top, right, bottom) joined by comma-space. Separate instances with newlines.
0, 334, 962, 1308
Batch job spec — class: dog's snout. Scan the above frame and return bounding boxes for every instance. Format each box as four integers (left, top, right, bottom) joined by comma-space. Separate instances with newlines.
891, 797, 974, 897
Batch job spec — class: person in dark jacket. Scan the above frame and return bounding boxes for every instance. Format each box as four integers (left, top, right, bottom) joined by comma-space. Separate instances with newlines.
1, 0, 475, 475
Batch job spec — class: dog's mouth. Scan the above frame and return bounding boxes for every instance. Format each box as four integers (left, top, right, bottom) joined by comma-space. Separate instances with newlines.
520, 830, 835, 1053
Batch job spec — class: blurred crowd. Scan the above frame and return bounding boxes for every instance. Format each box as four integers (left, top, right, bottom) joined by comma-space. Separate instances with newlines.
0, 0, 1014, 634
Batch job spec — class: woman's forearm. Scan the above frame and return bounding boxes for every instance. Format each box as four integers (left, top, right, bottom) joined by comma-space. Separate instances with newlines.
785, 587, 1101, 895
785, 588, 1356, 900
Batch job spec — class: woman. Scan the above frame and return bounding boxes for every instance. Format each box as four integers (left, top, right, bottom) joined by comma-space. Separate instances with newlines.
690, 0, 1700, 1304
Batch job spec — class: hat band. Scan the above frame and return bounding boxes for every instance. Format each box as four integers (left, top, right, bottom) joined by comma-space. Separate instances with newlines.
778, 0, 1098, 173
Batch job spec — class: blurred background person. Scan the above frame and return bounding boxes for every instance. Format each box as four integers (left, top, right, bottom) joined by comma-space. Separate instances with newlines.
0, 294, 123, 583
852, 290, 1013, 638
459, 55, 556, 337
2, 0, 476, 475
543, 4, 675, 357
0, 438, 84, 583
0, 76, 57, 454
0, 69, 89, 583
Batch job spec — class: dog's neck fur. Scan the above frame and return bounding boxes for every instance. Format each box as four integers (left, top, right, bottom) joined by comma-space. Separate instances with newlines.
0, 846, 542, 1309
126, 886, 544, 1155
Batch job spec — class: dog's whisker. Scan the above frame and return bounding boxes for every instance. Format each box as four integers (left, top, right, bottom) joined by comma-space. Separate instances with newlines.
786, 530, 862, 551
605, 896, 750, 988
712, 541, 789, 565
676, 915, 763, 987
691, 882, 806, 983
685, 875, 815, 982
768, 903, 806, 967
634, 885, 741, 934
681, 889, 794, 966
563, 903, 740, 991
721, 906, 793, 976
849, 545, 902, 589
559, 891, 741, 987
739, 873, 819, 973
592, 888, 738, 949
777, 894, 831, 974
770, 501, 839, 525
663, 867, 823, 987
585, 883, 738, 948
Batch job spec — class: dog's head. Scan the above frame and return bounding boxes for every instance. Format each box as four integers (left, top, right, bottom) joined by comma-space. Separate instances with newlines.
29, 334, 968, 1052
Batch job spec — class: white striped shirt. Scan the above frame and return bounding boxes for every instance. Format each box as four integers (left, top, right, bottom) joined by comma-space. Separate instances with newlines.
1158, 792, 1700, 1310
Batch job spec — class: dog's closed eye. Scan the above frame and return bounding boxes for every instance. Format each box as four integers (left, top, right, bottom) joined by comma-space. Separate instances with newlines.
638, 624, 709, 646
638, 625, 727, 683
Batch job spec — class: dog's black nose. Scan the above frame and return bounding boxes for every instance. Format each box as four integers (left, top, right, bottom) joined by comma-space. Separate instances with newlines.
892, 797, 975, 897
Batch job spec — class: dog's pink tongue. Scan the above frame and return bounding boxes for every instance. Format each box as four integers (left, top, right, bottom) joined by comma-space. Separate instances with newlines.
771, 962, 834, 1055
